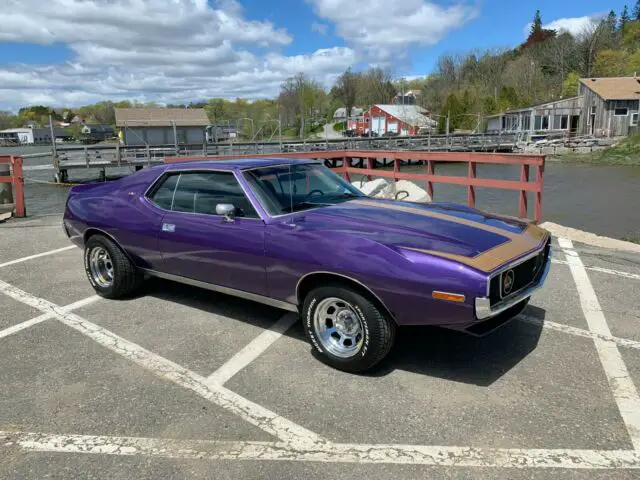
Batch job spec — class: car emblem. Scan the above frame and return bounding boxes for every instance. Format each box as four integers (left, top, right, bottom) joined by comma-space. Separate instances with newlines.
503, 270, 515, 295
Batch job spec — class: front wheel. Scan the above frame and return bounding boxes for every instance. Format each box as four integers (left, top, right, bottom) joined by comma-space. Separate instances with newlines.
302, 285, 395, 373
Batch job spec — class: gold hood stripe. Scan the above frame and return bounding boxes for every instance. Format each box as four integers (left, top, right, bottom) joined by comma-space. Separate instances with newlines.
350, 199, 549, 272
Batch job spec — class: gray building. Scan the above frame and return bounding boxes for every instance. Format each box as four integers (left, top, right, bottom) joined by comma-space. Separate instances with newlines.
115, 108, 209, 146
578, 77, 640, 137
486, 96, 582, 139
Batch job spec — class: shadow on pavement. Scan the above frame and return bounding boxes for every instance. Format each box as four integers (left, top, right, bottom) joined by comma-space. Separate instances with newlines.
137, 278, 545, 387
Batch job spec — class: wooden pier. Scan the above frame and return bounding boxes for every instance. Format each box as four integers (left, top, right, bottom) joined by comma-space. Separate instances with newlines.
30, 132, 519, 183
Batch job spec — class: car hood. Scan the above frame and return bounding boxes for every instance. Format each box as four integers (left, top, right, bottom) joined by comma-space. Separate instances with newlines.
301, 198, 549, 273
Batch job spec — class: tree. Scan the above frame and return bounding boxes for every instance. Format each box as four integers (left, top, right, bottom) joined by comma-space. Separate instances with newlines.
531, 10, 542, 36
438, 93, 462, 133
523, 10, 556, 48
0, 111, 20, 130
621, 5, 631, 30
562, 72, 581, 97
333, 68, 358, 119
356, 67, 396, 106
594, 49, 627, 76
606, 10, 618, 32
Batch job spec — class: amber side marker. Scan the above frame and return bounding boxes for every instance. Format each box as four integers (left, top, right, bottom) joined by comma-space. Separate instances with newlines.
432, 291, 466, 303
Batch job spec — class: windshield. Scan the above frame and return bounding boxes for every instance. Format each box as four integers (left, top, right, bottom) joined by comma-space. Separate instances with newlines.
243, 163, 364, 216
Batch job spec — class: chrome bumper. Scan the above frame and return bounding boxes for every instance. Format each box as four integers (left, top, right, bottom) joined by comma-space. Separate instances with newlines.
474, 253, 551, 320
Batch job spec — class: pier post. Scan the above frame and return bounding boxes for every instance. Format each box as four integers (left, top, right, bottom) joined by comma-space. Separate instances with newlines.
84, 147, 89, 168
0, 162, 12, 207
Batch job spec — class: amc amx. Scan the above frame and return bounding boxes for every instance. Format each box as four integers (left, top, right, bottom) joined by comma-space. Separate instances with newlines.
64, 158, 551, 372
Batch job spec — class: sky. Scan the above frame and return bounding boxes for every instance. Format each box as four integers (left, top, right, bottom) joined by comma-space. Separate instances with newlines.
0, 0, 630, 111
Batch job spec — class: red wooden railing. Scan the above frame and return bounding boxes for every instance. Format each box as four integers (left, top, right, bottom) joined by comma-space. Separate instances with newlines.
0, 155, 25, 218
167, 150, 546, 222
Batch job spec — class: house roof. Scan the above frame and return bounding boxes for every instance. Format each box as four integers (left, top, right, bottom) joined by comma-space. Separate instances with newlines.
114, 108, 209, 127
333, 107, 364, 118
373, 104, 434, 126
579, 77, 640, 101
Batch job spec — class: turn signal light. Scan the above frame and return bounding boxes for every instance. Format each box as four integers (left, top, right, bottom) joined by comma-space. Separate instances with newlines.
432, 291, 466, 303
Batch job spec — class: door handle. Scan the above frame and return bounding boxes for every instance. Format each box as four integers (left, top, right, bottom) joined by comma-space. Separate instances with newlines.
162, 223, 176, 233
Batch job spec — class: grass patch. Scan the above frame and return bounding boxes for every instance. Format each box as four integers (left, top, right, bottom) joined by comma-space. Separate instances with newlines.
621, 233, 640, 244
551, 135, 640, 166
333, 121, 346, 132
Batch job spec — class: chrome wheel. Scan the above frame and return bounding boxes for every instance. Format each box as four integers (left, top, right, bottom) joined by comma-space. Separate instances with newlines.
313, 297, 364, 358
89, 247, 114, 288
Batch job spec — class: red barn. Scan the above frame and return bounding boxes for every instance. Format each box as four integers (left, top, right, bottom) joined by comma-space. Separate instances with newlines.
354, 104, 434, 136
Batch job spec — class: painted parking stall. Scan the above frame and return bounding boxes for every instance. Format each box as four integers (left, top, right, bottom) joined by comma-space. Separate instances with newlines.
1, 217, 640, 478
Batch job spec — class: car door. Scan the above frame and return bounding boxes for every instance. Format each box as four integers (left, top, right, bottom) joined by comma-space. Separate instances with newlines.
148, 170, 267, 296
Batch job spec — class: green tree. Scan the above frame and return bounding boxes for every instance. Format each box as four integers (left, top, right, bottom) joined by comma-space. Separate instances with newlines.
438, 93, 462, 133
531, 10, 542, 36
623, 20, 640, 50
634, 0, 640, 20
562, 72, 580, 97
594, 49, 627, 76
621, 5, 631, 30
606, 10, 618, 31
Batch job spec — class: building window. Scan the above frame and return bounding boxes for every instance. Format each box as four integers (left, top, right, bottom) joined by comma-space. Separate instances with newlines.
560, 115, 568, 129
614, 107, 629, 116
523, 116, 531, 131
534, 115, 541, 130
541, 115, 549, 130
631, 113, 639, 126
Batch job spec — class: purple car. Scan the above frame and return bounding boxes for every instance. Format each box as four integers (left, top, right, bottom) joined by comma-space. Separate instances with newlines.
64, 158, 551, 372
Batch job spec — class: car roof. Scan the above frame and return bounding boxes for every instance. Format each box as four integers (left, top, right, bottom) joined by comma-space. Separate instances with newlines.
165, 157, 318, 172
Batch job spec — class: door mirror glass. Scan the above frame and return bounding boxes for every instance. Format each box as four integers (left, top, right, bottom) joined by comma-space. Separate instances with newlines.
216, 203, 236, 221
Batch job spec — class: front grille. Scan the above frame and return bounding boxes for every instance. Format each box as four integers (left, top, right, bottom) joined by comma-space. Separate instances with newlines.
489, 238, 550, 306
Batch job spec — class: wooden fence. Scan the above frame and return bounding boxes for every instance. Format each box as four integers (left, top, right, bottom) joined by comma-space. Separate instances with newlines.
167, 150, 545, 222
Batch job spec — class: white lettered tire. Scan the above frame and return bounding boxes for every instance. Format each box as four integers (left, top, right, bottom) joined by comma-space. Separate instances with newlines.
302, 285, 395, 373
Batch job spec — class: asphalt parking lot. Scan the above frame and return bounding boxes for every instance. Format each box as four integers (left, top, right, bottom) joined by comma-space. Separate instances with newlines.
1, 216, 640, 479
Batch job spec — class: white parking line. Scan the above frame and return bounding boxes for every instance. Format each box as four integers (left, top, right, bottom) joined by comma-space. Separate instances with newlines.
0, 295, 99, 340
519, 315, 640, 351
0, 246, 75, 269
3, 430, 640, 468
0, 279, 322, 446
552, 258, 640, 281
205, 313, 298, 387
559, 238, 640, 451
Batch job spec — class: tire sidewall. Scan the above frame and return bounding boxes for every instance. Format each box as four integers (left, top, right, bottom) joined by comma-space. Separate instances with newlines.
303, 286, 377, 370
84, 236, 116, 297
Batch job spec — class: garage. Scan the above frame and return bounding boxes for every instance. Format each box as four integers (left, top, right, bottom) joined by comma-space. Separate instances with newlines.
372, 116, 386, 135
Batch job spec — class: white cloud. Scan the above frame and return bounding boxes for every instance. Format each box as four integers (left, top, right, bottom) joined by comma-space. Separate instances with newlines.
311, 22, 329, 35
523, 15, 600, 37
0, 0, 357, 109
308, 0, 477, 61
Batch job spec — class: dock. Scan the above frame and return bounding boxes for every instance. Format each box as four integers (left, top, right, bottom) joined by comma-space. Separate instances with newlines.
23, 132, 519, 183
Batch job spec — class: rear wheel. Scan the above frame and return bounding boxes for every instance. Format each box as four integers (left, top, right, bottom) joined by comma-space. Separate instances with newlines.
302, 285, 395, 373
84, 234, 143, 298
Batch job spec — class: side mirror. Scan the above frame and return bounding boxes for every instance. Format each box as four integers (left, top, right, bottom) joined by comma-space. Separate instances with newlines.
215, 203, 236, 222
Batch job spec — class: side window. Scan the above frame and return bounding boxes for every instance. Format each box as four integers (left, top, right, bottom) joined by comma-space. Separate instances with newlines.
171, 172, 259, 218
147, 173, 179, 210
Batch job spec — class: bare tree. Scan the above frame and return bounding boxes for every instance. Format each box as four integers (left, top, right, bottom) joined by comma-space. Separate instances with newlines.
357, 67, 396, 106
578, 19, 608, 77
334, 68, 358, 118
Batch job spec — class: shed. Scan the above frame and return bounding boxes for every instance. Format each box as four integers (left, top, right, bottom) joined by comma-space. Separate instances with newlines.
578, 77, 640, 137
487, 96, 582, 139
115, 108, 210, 146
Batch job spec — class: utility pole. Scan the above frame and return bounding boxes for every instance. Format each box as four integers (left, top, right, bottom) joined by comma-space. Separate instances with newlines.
49, 115, 57, 159
171, 120, 178, 155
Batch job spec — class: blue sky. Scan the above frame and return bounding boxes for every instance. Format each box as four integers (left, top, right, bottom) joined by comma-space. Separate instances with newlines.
0, 0, 630, 109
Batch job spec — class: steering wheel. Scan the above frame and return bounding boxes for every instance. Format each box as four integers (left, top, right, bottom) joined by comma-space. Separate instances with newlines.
307, 189, 324, 197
